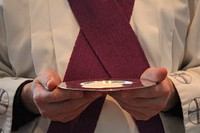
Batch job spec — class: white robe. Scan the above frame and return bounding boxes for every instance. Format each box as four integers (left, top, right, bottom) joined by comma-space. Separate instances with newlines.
0, 0, 200, 132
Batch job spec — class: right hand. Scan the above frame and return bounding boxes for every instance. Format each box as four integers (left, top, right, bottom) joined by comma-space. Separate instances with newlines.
21, 70, 102, 122
108, 67, 179, 120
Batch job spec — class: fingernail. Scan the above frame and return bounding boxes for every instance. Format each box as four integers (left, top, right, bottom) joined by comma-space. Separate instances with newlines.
46, 78, 55, 91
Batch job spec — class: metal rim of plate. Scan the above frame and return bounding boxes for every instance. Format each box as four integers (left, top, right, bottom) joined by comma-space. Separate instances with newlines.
58, 79, 156, 92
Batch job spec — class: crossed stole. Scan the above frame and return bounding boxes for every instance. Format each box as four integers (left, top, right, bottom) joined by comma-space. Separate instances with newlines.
48, 0, 164, 133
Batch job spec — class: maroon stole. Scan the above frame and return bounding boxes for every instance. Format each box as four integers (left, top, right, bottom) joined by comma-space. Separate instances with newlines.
48, 0, 164, 132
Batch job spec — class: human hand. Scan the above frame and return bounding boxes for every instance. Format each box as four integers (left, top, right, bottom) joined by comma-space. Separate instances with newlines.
109, 67, 179, 120
21, 70, 102, 122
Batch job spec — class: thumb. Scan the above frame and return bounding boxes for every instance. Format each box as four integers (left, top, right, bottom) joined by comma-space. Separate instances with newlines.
47, 77, 61, 91
140, 67, 167, 83
38, 70, 61, 91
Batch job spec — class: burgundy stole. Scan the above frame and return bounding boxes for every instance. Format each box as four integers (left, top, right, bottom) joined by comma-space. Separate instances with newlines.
48, 0, 164, 132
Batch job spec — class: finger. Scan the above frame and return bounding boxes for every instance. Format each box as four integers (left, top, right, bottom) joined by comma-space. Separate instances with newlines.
124, 106, 158, 120
47, 77, 61, 91
41, 99, 91, 121
34, 88, 84, 104
50, 97, 98, 122
37, 70, 61, 91
48, 90, 102, 103
126, 109, 149, 120
117, 97, 166, 110
110, 86, 162, 99
41, 92, 99, 117
51, 108, 81, 122
50, 89, 84, 102
140, 67, 167, 83
117, 100, 159, 120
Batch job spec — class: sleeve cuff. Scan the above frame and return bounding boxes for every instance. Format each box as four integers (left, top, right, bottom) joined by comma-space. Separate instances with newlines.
168, 70, 200, 132
12, 80, 40, 131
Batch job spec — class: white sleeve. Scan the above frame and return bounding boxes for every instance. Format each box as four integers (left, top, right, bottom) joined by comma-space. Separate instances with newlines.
168, 1, 200, 132
0, 78, 30, 133
0, 2, 31, 133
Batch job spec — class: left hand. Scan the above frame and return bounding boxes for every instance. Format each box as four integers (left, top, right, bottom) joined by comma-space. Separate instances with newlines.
21, 70, 102, 122
109, 67, 179, 120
